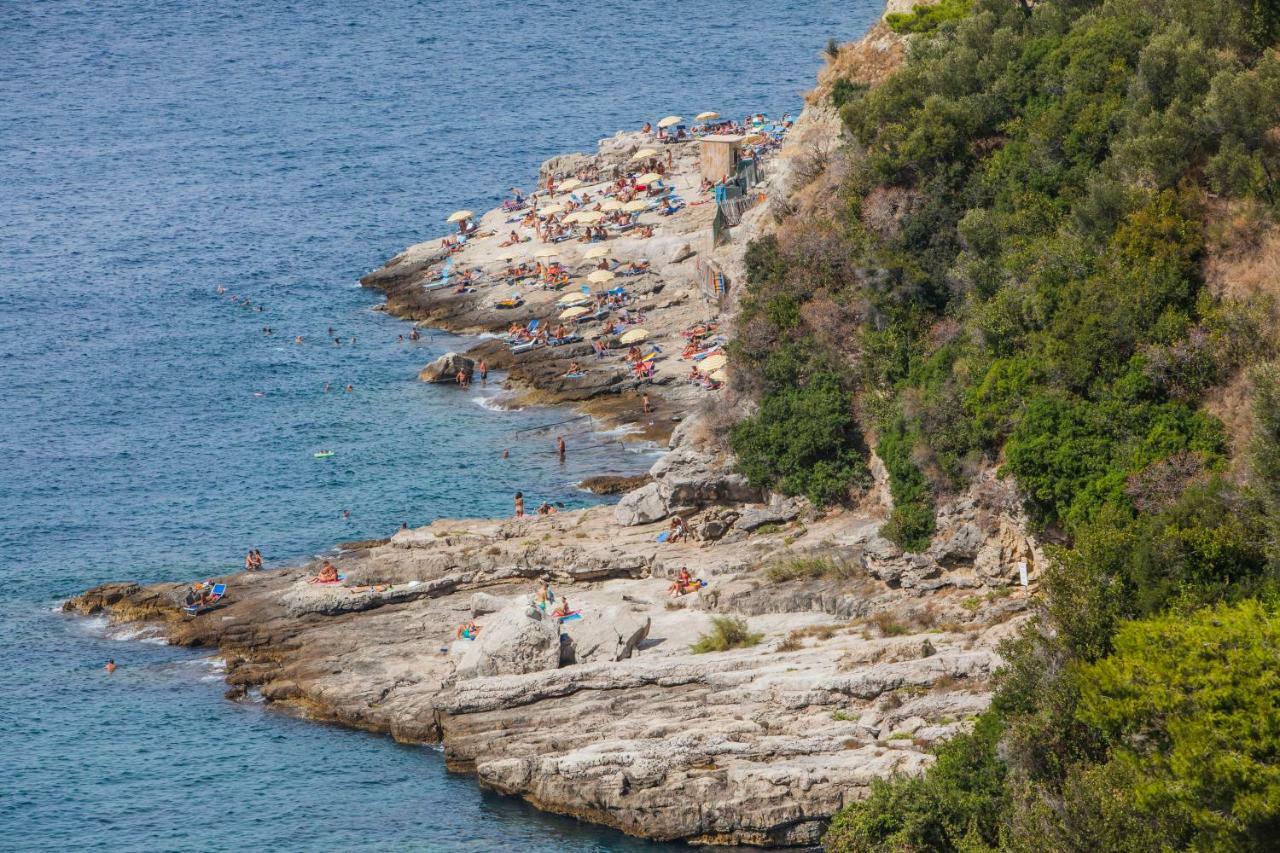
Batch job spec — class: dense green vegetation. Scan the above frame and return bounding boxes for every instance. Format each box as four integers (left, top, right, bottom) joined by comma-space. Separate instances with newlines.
727, 0, 1280, 846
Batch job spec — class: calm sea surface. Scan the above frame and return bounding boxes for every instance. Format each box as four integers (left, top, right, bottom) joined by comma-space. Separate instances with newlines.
0, 1, 882, 849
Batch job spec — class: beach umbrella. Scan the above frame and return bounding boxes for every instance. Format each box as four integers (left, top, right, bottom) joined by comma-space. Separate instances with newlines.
573, 210, 604, 224
446, 210, 474, 223
619, 328, 649, 344
622, 199, 649, 213
629, 148, 659, 161
695, 111, 720, 121
558, 178, 583, 192
657, 115, 682, 128
538, 203, 565, 216
636, 172, 662, 184
584, 245, 611, 259
598, 198, 623, 212
557, 295, 591, 308
534, 247, 559, 259
560, 306, 590, 320
709, 368, 728, 382
587, 269, 615, 284
699, 353, 727, 371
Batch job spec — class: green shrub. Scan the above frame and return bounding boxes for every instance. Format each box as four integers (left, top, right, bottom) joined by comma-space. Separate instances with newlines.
824, 713, 1006, 852
764, 555, 852, 583
886, 0, 972, 34
690, 616, 763, 653
1074, 600, 1280, 849
731, 372, 870, 506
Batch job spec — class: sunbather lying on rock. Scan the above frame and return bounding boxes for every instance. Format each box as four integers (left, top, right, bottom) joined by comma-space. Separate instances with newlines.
668, 567, 701, 596
456, 620, 480, 640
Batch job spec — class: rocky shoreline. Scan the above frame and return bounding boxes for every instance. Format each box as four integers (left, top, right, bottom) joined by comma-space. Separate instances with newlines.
65, 6, 1046, 847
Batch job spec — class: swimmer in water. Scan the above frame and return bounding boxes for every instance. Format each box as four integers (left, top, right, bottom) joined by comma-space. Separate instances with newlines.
295, 335, 304, 344
323, 383, 331, 393
343, 509, 351, 520
105, 660, 117, 673
345, 384, 353, 393
502, 449, 509, 459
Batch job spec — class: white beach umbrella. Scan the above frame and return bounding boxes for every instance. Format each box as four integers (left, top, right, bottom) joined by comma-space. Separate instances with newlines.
587, 269, 615, 284
657, 115, 682, 129
619, 328, 648, 344
636, 172, 663, 184
583, 245, 611, 259
560, 306, 590, 320
534, 247, 560, 259
629, 148, 659, 161
558, 178, 583, 192
598, 198, 623, 212
699, 353, 727, 371
446, 210, 474, 223
622, 199, 649, 213
695, 111, 720, 121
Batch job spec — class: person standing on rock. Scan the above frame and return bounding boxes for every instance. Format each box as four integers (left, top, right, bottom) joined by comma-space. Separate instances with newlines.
514, 491, 524, 518
478, 360, 488, 385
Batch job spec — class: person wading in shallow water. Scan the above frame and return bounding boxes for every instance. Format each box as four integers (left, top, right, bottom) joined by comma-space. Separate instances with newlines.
514, 491, 524, 517
557, 436, 566, 461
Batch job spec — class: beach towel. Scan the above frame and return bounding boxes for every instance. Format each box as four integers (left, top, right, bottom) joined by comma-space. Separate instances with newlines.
656, 531, 670, 543
557, 611, 582, 623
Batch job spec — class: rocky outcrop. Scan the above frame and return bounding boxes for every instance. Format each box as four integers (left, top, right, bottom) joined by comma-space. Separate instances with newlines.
559, 604, 650, 665
615, 438, 765, 527
455, 604, 561, 679
419, 352, 474, 383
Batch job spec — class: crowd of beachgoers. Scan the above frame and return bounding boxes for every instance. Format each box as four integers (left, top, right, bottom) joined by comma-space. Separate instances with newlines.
421, 112, 793, 397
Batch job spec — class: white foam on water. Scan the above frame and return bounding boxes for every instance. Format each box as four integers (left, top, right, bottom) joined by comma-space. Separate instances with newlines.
471, 391, 522, 412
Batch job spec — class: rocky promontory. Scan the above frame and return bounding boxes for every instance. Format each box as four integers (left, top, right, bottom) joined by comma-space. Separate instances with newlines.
67, 7, 1049, 846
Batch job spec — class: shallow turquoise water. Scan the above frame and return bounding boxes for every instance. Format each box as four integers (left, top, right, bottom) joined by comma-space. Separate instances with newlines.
0, 0, 883, 848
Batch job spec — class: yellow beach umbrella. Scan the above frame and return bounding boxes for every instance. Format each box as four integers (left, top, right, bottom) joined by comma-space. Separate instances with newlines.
538, 203, 565, 216
629, 147, 659, 161
560, 306, 590, 320
699, 353, 727, 371
583, 245, 611, 259
534, 247, 560, 259
657, 115, 682, 129
557, 292, 591, 306
598, 198, 623, 211
558, 178, 583, 192
587, 269, 615, 284
446, 210, 474, 223
636, 172, 662, 184
695, 111, 720, 121
572, 209, 604, 224
619, 328, 648, 344
622, 199, 649, 213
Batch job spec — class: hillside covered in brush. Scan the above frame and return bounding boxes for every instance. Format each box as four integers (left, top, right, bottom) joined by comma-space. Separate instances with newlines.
727, 0, 1280, 848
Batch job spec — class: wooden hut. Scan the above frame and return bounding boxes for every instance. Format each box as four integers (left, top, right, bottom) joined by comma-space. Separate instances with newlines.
698, 134, 744, 183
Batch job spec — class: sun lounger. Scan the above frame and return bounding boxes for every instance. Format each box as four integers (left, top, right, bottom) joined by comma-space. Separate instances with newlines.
510, 340, 541, 354
183, 583, 227, 615
549, 334, 582, 346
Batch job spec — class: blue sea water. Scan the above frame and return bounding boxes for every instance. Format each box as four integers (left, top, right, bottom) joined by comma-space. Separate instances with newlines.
0, 0, 883, 849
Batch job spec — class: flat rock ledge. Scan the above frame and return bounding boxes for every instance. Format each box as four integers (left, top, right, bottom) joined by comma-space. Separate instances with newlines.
66, 460, 1037, 846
